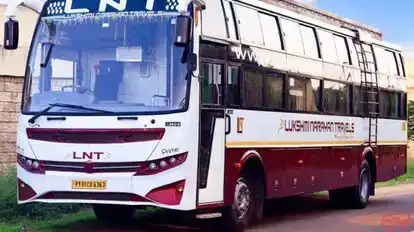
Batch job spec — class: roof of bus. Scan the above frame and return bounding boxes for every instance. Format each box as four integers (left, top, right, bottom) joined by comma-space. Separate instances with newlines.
267, 0, 383, 39
236, 0, 402, 52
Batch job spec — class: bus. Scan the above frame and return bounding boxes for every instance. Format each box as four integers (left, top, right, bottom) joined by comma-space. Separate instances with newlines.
3, 0, 407, 230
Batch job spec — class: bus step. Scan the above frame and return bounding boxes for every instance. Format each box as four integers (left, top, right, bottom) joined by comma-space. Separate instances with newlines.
196, 212, 222, 219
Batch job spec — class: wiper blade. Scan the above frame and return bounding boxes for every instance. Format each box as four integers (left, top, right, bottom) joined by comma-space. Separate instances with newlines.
28, 103, 114, 124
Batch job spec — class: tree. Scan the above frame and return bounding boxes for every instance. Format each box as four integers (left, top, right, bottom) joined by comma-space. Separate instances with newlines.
408, 101, 414, 139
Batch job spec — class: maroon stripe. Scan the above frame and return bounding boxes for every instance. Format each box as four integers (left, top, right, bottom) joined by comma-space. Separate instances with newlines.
38, 192, 149, 202
26, 128, 165, 144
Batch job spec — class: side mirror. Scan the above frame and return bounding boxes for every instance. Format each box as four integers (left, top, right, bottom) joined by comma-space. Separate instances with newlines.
188, 53, 198, 72
4, 19, 19, 50
174, 15, 191, 47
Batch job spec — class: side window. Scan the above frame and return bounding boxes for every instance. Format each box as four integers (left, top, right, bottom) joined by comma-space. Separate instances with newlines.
259, 13, 283, 51
243, 68, 264, 107
201, 63, 223, 105
353, 85, 363, 115
375, 47, 388, 74
400, 93, 407, 119
233, 5, 264, 45
334, 35, 351, 65
202, 0, 227, 39
300, 25, 320, 59
222, 0, 238, 40
264, 73, 284, 109
280, 18, 304, 55
362, 44, 376, 72
227, 66, 240, 106
318, 30, 338, 63
288, 76, 321, 112
380, 91, 399, 118
323, 81, 350, 115
376, 48, 398, 75
390, 51, 400, 76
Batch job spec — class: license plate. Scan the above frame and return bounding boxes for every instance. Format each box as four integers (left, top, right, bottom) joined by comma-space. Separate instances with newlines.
71, 180, 107, 190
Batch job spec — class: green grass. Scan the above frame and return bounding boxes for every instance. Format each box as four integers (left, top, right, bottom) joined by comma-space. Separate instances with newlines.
0, 210, 95, 232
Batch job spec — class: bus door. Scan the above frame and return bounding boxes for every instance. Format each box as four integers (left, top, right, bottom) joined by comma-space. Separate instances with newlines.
197, 60, 227, 205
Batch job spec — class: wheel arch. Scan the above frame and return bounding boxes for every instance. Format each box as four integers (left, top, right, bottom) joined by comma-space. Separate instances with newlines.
239, 150, 266, 197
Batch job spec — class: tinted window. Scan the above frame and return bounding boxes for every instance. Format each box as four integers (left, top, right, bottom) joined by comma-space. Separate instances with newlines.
353, 85, 363, 115
259, 13, 283, 50
280, 18, 304, 55
265, 73, 284, 109
227, 66, 240, 105
401, 93, 407, 119
334, 35, 351, 65
202, 63, 223, 105
222, 0, 238, 40
300, 25, 319, 59
202, 0, 227, 39
244, 69, 264, 107
380, 91, 399, 118
318, 30, 338, 63
234, 5, 264, 45
288, 76, 321, 112
323, 81, 350, 115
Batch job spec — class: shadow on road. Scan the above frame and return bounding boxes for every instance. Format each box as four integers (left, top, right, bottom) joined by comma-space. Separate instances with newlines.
41, 195, 399, 232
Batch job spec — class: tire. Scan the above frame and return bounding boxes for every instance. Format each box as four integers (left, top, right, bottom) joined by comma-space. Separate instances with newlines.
93, 204, 135, 224
222, 173, 264, 232
329, 161, 371, 209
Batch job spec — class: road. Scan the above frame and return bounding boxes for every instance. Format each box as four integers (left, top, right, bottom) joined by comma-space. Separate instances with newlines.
52, 184, 414, 232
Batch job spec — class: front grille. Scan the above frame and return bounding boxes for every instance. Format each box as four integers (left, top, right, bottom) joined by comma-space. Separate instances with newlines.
42, 161, 141, 173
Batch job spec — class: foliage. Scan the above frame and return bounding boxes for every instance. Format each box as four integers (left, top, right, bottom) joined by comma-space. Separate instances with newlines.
408, 101, 414, 139
0, 167, 88, 222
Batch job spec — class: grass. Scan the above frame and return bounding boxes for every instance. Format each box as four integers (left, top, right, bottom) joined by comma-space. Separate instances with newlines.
0, 207, 163, 232
0, 210, 95, 232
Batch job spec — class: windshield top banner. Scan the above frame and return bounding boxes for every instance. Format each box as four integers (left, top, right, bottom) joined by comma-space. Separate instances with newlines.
45, 0, 188, 16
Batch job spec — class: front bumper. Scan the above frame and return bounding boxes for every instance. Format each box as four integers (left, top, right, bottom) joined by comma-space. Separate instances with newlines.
17, 165, 188, 209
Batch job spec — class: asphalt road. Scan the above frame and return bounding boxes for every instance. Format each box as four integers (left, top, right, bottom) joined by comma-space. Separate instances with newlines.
54, 184, 414, 232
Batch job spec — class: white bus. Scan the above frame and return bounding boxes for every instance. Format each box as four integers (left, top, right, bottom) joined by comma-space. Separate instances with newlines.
4, 0, 407, 231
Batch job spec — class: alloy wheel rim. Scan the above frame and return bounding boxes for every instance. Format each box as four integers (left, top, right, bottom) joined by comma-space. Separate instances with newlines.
359, 169, 369, 200
233, 178, 251, 220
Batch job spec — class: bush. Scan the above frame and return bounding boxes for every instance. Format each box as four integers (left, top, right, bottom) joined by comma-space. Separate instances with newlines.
0, 167, 88, 222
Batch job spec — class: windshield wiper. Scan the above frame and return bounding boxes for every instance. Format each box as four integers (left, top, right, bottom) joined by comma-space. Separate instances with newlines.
28, 103, 114, 124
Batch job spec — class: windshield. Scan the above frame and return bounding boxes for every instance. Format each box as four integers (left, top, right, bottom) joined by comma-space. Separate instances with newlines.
24, 11, 189, 114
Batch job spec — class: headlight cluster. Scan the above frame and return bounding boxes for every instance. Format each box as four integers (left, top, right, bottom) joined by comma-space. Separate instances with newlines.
17, 154, 44, 174
135, 152, 187, 176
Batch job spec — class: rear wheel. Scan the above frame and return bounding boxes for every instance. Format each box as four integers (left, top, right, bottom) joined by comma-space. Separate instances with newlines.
93, 204, 135, 224
329, 161, 371, 209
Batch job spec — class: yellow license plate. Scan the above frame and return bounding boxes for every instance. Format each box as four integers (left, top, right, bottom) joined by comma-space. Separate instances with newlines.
71, 180, 107, 190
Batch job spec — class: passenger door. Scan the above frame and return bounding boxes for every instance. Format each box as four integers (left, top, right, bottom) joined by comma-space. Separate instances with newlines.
197, 61, 227, 205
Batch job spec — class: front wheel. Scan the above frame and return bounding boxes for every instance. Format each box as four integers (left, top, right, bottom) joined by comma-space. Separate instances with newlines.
221, 173, 263, 232
93, 204, 135, 224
